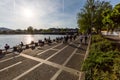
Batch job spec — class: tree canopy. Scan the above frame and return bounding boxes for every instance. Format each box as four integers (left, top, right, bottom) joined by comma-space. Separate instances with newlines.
27, 26, 34, 34
77, 0, 120, 34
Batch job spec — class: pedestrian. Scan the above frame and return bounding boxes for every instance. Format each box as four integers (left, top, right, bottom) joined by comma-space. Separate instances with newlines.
84, 34, 88, 44
80, 34, 83, 44
4, 44, 10, 52
49, 36, 51, 41
44, 38, 47, 42
73, 35, 76, 40
20, 42, 24, 47
70, 35, 72, 41
63, 36, 66, 43
65, 35, 69, 43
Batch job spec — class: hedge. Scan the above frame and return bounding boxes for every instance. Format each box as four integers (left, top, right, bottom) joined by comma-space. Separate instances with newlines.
82, 35, 120, 80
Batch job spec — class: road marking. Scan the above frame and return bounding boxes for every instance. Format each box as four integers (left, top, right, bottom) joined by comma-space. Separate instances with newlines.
45, 39, 80, 61
20, 53, 80, 75
13, 63, 42, 80
50, 69, 62, 80
37, 43, 62, 55
63, 44, 81, 65
13, 38, 80, 80
75, 53, 85, 56
0, 61, 22, 72
50, 44, 81, 80
79, 72, 83, 80
46, 45, 69, 60
51, 49, 59, 51
0, 55, 20, 63
20, 53, 44, 62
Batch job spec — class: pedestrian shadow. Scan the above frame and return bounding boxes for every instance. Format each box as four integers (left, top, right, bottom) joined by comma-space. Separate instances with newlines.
68, 44, 79, 48
74, 42, 80, 44
78, 44, 87, 51
68, 42, 88, 51
78, 47, 86, 51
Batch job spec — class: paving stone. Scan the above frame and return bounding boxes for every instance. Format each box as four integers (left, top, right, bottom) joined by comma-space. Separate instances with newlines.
0, 53, 19, 61
66, 54, 84, 71
37, 50, 57, 59
19, 63, 58, 80
54, 44, 66, 49
76, 44, 87, 54
56, 70, 79, 80
0, 56, 26, 69
0, 38, 89, 80
22, 43, 57, 56
0, 59, 39, 80
22, 49, 43, 56
49, 45, 76, 65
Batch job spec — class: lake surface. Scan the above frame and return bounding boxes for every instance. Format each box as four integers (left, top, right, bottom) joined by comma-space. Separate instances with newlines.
0, 34, 65, 49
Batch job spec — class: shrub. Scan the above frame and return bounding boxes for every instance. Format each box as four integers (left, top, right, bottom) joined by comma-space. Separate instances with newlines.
90, 40, 113, 52
83, 34, 120, 80
91, 35, 104, 43
83, 51, 120, 80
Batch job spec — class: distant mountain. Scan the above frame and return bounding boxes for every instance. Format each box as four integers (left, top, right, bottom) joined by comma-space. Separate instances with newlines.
0, 27, 12, 31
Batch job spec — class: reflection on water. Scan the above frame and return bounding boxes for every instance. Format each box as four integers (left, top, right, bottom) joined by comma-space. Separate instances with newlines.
0, 34, 64, 49
25, 35, 34, 44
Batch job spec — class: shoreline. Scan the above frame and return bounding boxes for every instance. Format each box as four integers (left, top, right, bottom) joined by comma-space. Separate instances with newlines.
0, 32, 78, 35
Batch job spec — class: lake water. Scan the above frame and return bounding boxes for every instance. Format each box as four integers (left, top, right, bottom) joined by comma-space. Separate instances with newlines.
0, 34, 65, 49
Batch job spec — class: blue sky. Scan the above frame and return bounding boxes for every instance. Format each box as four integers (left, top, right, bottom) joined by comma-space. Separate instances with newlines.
0, 0, 119, 29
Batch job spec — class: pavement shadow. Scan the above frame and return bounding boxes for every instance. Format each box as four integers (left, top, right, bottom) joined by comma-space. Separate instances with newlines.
74, 42, 80, 44
68, 42, 88, 51
78, 44, 87, 51
78, 47, 86, 51
69, 44, 79, 48
0, 53, 6, 59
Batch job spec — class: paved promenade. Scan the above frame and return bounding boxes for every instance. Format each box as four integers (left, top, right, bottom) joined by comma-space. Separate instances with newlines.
0, 38, 88, 80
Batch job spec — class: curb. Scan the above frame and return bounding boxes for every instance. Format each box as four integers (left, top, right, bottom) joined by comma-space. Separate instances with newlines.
79, 35, 92, 80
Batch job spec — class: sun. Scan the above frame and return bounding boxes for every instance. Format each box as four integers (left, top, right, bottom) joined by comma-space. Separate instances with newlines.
22, 8, 34, 18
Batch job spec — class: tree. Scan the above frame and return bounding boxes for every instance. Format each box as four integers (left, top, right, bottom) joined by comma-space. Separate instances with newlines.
77, 0, 112, 34
27, 26, 34, 34
93, 1, 112, 33
77, 0, 94, 34
102, 9, 114, 32
111, 3, 120, 27
102, 3, 120, 33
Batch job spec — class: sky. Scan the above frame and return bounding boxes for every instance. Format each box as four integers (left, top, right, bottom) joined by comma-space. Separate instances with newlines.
0, 0, 119, 29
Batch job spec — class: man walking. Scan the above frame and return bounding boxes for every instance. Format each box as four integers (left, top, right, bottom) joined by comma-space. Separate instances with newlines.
80, 34, 83, 44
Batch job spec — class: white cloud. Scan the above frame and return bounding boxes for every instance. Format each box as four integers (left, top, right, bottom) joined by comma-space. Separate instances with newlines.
0, 0, 80, 29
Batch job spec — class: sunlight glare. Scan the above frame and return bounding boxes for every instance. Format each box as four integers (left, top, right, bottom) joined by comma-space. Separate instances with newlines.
22, 8, 34, 18
25, 35, 34, 44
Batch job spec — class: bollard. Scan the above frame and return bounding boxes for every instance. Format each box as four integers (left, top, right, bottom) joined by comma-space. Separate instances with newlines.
17, 47, 23, 53
35, 43, 38, 46
13, 46, 18, 52
26, 45, 29, 49
31, 46, 35, 50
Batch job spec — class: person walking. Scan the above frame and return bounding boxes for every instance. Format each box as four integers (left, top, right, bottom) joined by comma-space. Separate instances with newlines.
84, 34, 88, 44
80, 34, 83, 44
